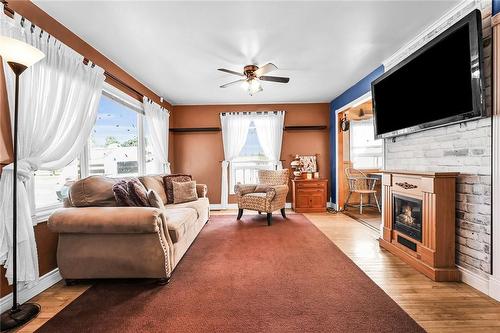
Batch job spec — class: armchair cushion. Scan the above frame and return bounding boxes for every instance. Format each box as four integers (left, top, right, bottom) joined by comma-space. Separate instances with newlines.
240, 193, 268, 211
48, 207, 163, 234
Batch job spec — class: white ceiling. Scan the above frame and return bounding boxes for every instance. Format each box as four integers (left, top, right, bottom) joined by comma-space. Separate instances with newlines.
35, 1, 459, 105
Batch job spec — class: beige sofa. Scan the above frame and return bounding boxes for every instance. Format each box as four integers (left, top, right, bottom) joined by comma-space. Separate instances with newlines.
48, 175, 209, 284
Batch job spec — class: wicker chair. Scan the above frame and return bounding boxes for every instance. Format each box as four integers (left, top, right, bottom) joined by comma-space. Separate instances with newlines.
345, 168, 380, 214
234, 169, 289, 226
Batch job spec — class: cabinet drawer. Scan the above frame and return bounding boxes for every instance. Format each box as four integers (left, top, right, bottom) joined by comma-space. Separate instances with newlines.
296, 182, 326, 189
297, 188, 324, 195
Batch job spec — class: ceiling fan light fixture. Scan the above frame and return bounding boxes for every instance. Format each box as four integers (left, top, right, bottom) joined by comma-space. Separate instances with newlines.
243, 78, 262, 96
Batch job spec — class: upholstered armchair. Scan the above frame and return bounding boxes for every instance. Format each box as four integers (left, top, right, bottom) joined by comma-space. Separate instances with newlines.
234, 169, 289, 226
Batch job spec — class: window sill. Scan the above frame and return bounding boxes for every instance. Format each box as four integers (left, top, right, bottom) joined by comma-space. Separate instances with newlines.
35, 203, 63, 224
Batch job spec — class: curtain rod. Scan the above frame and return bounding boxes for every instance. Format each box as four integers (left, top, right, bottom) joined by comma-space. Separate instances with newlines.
220, 111, 283, 116
1, 1, 166, 109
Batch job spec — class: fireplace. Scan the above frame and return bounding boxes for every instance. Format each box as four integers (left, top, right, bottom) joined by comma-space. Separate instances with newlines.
379, 170, 459, 281
393, 194, 422, 242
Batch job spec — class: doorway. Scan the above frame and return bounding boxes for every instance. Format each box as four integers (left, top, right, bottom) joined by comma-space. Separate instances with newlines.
336, 98, 383, 231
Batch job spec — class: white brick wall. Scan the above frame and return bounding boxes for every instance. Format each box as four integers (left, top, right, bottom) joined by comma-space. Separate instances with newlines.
385, 3, 492, 276
386, 118, 492, 275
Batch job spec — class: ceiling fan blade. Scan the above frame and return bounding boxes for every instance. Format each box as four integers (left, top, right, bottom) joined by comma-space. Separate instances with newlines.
217, 68, 245, 77
255, 63, 278, 77
220, 79, 245, 88
259, 75, 290, 83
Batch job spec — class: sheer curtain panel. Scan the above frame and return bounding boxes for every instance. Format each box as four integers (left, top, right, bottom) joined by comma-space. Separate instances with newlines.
254, 111, 285, 169
143, 97, 171, 174
0, 8, 105, 286
220, 113, 251, 208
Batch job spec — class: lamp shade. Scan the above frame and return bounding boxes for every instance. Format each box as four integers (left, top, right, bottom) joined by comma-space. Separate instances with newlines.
0, 36, 45, 68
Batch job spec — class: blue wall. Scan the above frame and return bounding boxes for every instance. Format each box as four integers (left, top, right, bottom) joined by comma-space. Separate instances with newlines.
494, 0, 500, 15
329, 65, 384, 204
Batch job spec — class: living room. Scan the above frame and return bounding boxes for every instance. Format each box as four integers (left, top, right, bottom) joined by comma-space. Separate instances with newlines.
0, 0, 499, 332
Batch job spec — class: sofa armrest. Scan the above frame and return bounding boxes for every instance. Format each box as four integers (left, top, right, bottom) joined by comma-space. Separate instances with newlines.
48, 207, 164, 234
196, 184, 208, 198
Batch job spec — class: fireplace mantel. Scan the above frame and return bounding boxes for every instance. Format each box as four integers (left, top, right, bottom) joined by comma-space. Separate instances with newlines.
379, 170, 459, 281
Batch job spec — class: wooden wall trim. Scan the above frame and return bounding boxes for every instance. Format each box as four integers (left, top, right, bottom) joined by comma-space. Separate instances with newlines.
4, 0, 173, 110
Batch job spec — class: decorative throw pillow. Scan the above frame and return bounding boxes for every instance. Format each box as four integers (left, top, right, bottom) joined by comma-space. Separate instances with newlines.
147, 189, 165, 210
112, 178, 150, 207
127, 178, 150, 207
112, 180, 136, 207
163, 174, 192, 204
172, 180, 197, 204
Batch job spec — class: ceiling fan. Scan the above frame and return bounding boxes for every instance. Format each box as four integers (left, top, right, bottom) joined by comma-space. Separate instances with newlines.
217, 63, 290, 95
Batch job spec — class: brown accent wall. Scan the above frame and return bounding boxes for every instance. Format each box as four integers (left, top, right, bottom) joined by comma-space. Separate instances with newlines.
0, 223, 58, 297
172, 103, 330, 204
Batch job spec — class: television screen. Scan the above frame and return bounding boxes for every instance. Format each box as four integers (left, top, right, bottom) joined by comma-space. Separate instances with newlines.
372, 10, 484, 139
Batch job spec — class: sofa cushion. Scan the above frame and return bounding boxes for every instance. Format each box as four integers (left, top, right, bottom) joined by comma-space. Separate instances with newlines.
163, 174, 192, 204
69, 176, 122, 207
164, 208, 197, 243
173, 180, 197, 204
139, 175, 168, 204
165, 197, 209, 219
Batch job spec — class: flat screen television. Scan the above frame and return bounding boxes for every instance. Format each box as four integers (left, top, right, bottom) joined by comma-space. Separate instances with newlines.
371, 9, 485, 139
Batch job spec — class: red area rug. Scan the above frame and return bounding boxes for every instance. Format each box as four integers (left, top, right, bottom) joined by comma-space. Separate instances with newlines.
36, 214, 424, 333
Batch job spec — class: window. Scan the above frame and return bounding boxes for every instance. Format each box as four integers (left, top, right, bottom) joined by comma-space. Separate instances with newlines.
349, 118, 383, 169
33, 159, 80, 208
88, 95, 140, 177
34, 83, 155, 212
229, 121, 275, 193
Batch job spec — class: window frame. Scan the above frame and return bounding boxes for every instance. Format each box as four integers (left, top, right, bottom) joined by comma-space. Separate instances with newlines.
34, 83, 147, 218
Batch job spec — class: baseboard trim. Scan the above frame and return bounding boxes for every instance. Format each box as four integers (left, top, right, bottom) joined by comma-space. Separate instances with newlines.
0, 268, 62, 313
489, 277, 500, 301
210, 203, 293, 211
457, 265, 490, 296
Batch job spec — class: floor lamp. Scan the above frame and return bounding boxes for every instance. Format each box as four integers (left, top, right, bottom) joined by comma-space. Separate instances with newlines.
0, 36, 45, 331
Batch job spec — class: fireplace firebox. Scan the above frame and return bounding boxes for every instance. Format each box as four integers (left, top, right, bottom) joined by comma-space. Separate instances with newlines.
393, 194, 422, 242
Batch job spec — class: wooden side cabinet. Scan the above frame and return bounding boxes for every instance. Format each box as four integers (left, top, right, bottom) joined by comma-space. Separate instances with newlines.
291, 179, 328, 213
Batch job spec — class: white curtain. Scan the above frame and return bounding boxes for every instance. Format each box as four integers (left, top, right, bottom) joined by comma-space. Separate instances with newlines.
143, 97, 171, 174
220, 113, 251, 208
0, 8, 105, 287
254, 111, 285, 169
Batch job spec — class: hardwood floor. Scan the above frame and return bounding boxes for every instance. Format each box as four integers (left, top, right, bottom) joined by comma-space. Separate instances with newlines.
306, 212, 500, 333
12, 211, 500, 333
